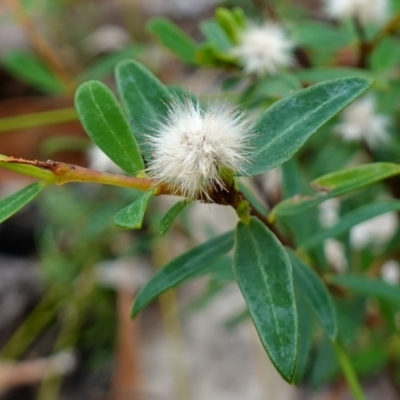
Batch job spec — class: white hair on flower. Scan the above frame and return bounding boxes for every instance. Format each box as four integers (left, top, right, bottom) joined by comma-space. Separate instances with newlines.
146, 99, 253, 200
232, 23, 294, 76
334, 95, 391, 148
324, 0, 389, 25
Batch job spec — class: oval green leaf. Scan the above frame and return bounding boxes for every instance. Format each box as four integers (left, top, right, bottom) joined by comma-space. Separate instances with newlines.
0, 182, 45, 224
147, 18, 197, 64
288, 249, 337, 339
271, 162, 400, 219
246, 77, 372, 176
115, 60, 173, 156
233, 217, 298, 382
132, 230, 235, 317
301, 200, 400, 250
75, 80, 144, 175
159, 199, 191, 235
114, 189, 155, 229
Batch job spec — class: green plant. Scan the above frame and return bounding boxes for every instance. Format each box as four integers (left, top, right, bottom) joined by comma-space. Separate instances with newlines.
2, 2, 400, 398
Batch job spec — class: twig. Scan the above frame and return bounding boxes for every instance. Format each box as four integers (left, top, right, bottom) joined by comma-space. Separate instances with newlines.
353, 17, 370, 68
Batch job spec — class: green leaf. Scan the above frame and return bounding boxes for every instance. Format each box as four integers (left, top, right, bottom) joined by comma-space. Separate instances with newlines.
332, 275, 400, 306
200, 20, 233, 52
75, 80, 144, 175
246, 78, 372, 176
159, 199, 191, 234
288, 249, 337, 339
301, 200, 400, 250
2, 51, 64, 94
312, 162, 400, 192
132, 231, 235, 316
147, 18, 198, 64
215, 7, 240, 43
114, 189, 155, 229
233, 217, 297, 382
0, 182, 45, 224
115, 60, 172, 156
271, 162, 400, 218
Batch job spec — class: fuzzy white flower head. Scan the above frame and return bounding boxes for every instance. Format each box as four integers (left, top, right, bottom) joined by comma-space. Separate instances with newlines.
232, 23, 294, 76
334, 95, 391, 148
324, 0, 389, 25
146, 99, 253, 200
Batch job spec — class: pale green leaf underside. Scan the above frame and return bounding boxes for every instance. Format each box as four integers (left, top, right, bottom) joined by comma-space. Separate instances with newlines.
159, 199, 191, 234
114, 189, 155, 229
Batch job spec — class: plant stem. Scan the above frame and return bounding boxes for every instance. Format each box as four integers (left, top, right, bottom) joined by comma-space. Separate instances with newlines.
333, 341, 366, 400
0, 108, 77, 134
1, 157, 158, 192
372, 11, 400, 49
354, 11, 400, 70
353, 17, 369, 68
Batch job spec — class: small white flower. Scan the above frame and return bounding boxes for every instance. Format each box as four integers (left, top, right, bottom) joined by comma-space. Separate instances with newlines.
334, 96, 391, 149
146, 99, 253, 200
324, 0, 389, 25
350, 211, 398, 250
319, 198, 340, 228
324, 239, 348, 272
232, 23, 294, 76
380, 260, 400, 285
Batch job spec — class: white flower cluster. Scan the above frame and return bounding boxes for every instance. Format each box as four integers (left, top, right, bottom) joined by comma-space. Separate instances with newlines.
334, 96, 391, 149
324, 0, 389, 25
146, 99, 253, 199
232, 23, 293, 76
